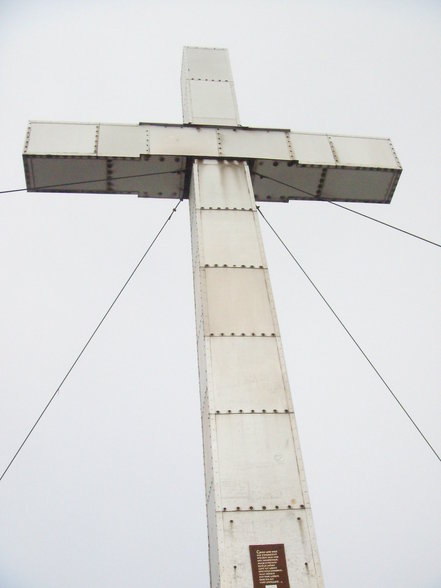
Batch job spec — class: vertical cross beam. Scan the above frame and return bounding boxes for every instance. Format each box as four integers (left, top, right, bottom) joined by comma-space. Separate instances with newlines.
185, 48, 324, 587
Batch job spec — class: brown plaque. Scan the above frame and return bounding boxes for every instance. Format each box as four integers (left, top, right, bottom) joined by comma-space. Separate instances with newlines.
249, 544, 290, 587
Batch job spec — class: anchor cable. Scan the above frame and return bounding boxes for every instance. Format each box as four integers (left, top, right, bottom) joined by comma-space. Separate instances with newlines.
0, 198, 183, 483
257, 172, 441, 249
257, 205, 441, 463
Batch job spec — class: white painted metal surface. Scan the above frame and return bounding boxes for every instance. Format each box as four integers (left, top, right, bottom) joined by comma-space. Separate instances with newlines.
190, 159, 324, 587
22, 46, 404, 588
181, 47, 240, 126
24, 122, 401, 203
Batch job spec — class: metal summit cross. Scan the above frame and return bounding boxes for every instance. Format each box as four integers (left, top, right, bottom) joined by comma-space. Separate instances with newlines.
23, 47, 401, 587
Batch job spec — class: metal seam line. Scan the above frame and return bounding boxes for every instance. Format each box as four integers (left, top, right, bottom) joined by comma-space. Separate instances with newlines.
257, 205, 441, 464
0, 199, 183, 483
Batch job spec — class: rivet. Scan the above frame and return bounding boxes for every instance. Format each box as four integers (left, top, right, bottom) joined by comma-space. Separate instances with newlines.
236, 506, 240, 510
273, 161, 279, 167
250, 506, 254, 510
262, 409, 266, 413
297, 517, 301, 520
288, 505, 292, 509
230, 520, 234, 523
300, 504, 305, 508
262, 506, 266, 510
159, 156, 165, 162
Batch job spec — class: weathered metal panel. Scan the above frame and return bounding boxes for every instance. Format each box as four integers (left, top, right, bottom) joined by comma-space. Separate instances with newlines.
148, 125, 219, 157
110, 157, 184, 197
181, 47, 240, 126
24, 156, 107, 193
183, 46, 234, 81
329, 135, 401, 168
322, 168, 397, 202
290, 132, 336, 165
202, 268, 278, 336
25, 122, 97, 156
196, 160, 255, 209
186, 80, 239, 126
213, 413, 305, 510
98, 124, 148, 157
217, 128, 291, 160
208, 337, 292, 413
197, 210, 265, 268
252, 161, 322, 201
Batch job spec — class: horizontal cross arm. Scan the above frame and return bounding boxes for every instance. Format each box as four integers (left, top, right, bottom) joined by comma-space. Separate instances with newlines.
23, 121, 401, 203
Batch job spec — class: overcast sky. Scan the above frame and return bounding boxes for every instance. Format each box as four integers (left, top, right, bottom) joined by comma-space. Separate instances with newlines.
0, 1, 440, 587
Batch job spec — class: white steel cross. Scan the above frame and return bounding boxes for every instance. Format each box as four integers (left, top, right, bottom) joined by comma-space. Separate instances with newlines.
23, 47, 401, 588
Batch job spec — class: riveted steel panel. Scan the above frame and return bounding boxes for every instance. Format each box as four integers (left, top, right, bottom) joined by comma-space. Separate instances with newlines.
217, 128, 291, 160
208, 337, 292, 413
213, 413, 305, 510
322, 168, 397, 202
24, 156, 107, 193
98, 124, 148, 157
183, 46, 234, 81
290, 133, 335, 165
186, 80, 239, 126
203, 268, 277, 335
25, 122, 97, 155
198, 210, 265, 268
196, 160, 255, 209
329, 135, 401, 169
219, 510, 322, 587
148, 125, 219, 157
252, 161, 321, 202
110, 157, 185, 197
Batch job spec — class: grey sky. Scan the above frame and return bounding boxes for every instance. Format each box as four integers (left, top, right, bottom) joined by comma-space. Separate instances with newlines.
0, 1, 440, 586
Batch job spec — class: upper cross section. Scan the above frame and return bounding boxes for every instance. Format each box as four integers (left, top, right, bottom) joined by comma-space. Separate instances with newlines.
23, 47, 401, 204
181, 47, 240, 126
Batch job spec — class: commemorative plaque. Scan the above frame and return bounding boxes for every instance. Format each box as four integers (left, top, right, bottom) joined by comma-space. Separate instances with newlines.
249, 544, 290, 587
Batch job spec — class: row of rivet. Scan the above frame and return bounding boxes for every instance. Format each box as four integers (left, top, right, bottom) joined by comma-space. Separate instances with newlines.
106, 159, 114, 191
145, 128, 150, 154
223, 504, 305, 512
285, 131, 296, 161
316, 168, 328, 196
216, 129, 223, 156
23, 125, 32, 153
214, 409, 290, 414
94, 124, 100, 155
327, 136, 339, 164
208, 332, 276, 337
199, 206, 254, 211
257, 160, 296, 168
388, 139, 402, 168
204, 264, 264, 269
189, 77, 231, 83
